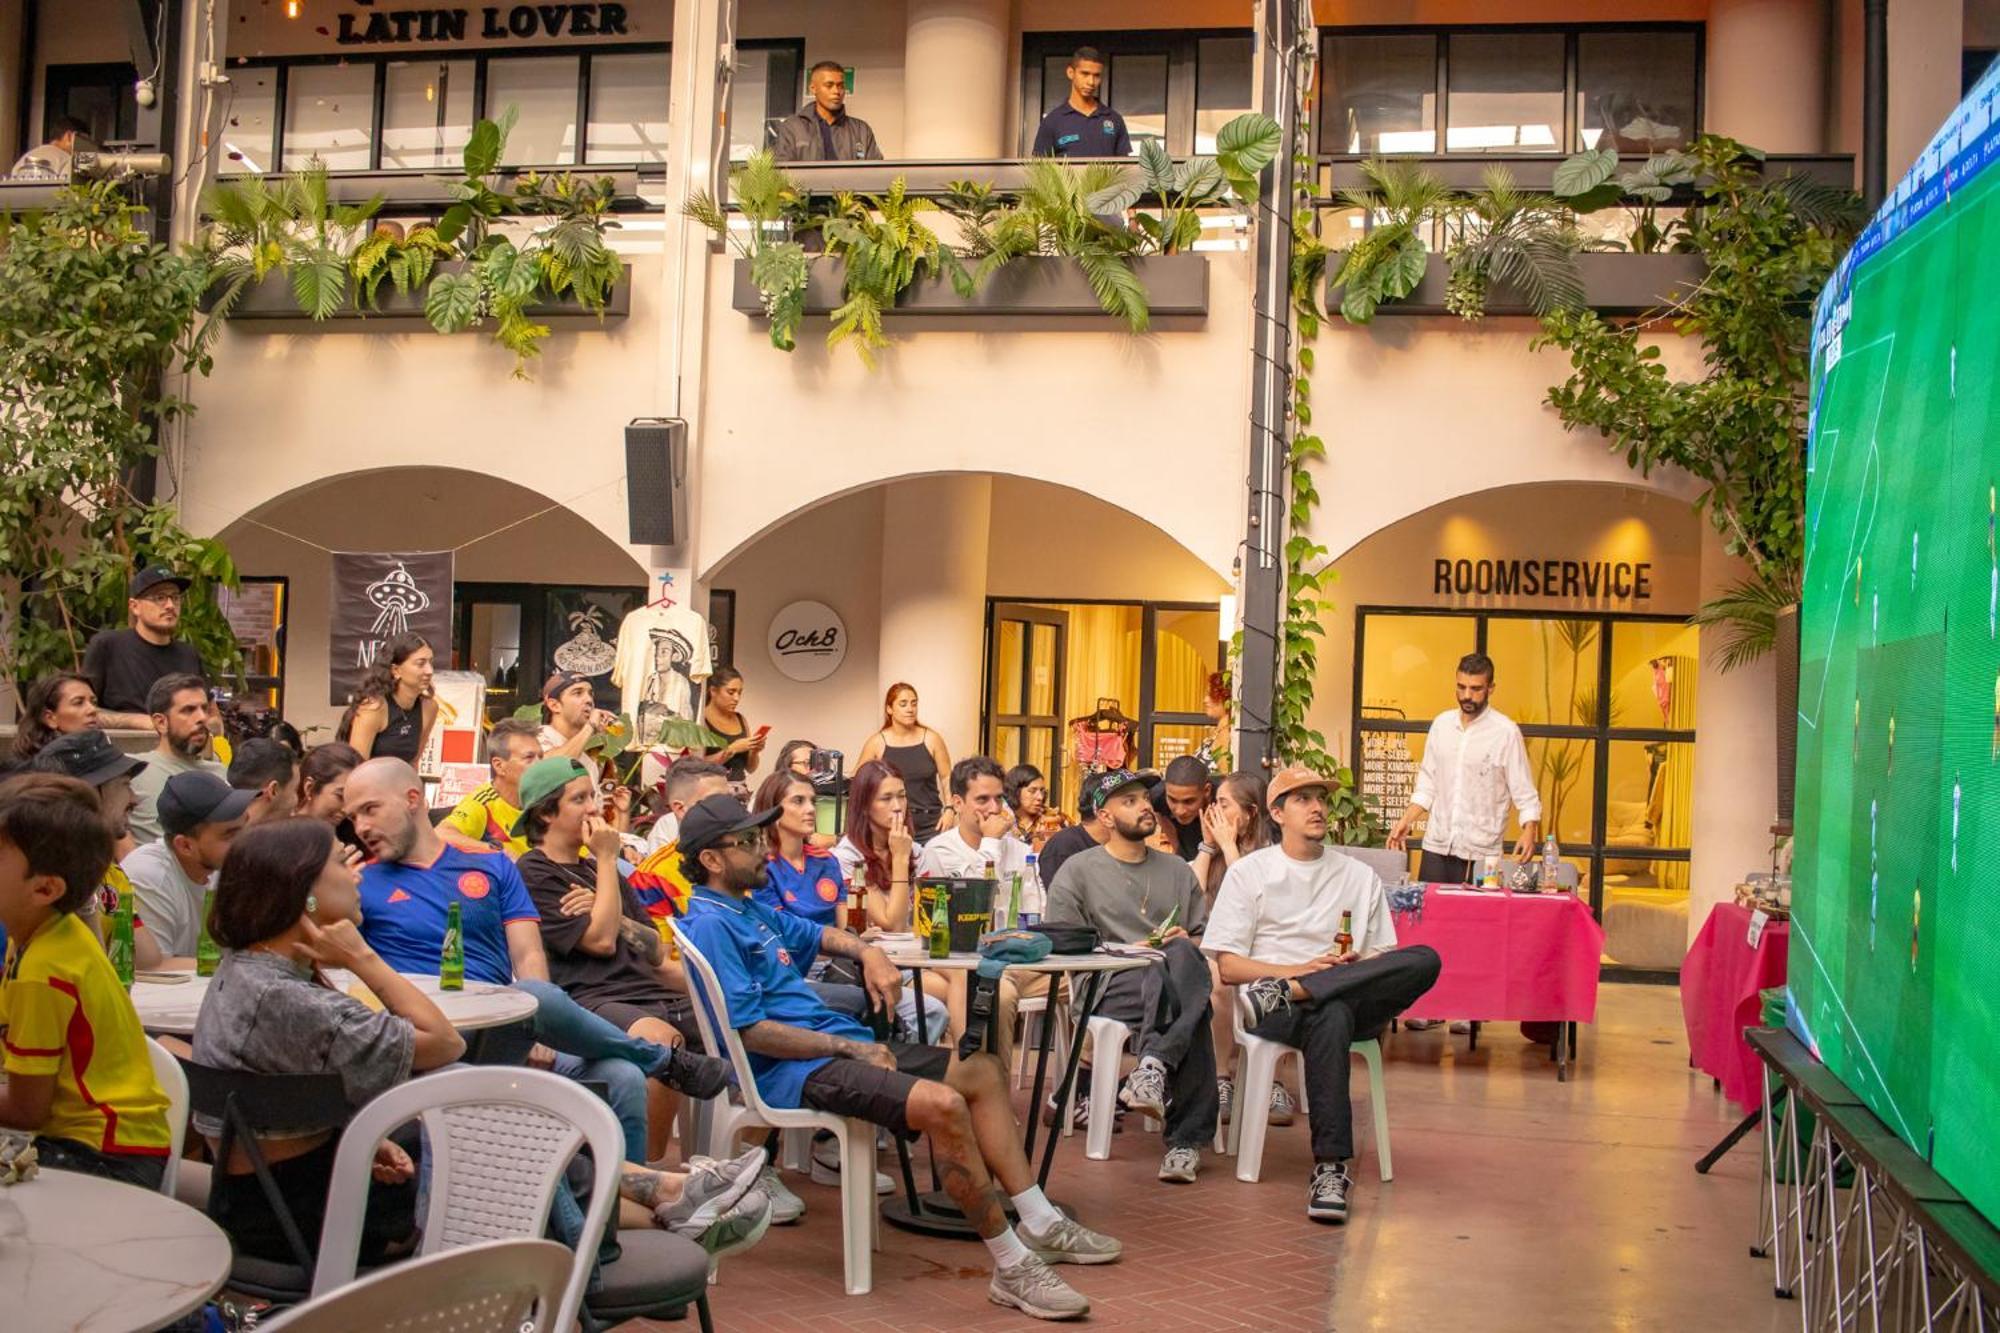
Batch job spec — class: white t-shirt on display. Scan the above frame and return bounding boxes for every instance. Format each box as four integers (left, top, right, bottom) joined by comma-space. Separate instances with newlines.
611, 604, 714, 742
1201, 844, 1397, 966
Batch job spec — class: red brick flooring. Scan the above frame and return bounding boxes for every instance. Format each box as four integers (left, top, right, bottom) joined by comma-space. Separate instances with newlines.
618, 983, 1785, 1332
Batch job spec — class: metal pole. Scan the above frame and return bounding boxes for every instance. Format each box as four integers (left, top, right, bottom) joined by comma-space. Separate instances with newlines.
1862, 0, 1888, 210
1238, 0, 1306, 771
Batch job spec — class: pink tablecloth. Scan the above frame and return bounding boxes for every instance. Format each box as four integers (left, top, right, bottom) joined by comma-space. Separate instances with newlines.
1394, 886, 1605, 1023
1680, 900, 1790, 1111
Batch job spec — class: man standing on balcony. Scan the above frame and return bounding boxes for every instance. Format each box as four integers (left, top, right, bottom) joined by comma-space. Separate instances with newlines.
1032, 47, 1132, 159
82, 567, 204, 731
774, 60, 882, 162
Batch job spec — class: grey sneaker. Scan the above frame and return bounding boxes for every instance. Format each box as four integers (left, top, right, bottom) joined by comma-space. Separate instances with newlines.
1217, 1076, 1234, 1125
694, 1188, 773, 1259
653, 1155, 759, 1236
808, 1134, 895, 1194
989, 1253, 1092, 1320
757, 1163, 806, 1224
1018, 1214, 1124, 1266
1158, 1145, 1199, 1184
1268, 1083, 1297, 1126
1307, 1161, 1352, 1224
681, 1146, 767, 1203
1119, 1056, 1168, 1119
1243, 977, 1294, 1027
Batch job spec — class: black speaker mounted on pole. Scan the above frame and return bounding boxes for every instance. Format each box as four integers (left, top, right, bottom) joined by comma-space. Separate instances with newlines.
625, 418, 687, 546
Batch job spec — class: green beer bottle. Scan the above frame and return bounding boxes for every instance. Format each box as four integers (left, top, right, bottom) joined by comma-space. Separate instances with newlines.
108, 876, 137, 989
195, 889, 221, 977
928, 885, 951, 959
1006, 871, 1023, 932
440, 898, 465, 990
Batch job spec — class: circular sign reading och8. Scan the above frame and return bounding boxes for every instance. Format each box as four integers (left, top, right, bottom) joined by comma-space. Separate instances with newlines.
767, 600, 846, 682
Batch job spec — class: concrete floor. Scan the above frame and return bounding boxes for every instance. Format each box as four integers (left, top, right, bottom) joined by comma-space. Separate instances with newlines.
627, 982, 1791, 1332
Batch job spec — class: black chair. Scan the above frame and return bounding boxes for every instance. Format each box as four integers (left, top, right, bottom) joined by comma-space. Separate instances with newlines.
178, 1061, 353, 1304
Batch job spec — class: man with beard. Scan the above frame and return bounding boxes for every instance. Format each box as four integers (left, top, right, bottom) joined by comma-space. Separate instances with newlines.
344, 761, 737, 1162
126, 674, 225, 844
676, 794, 1121, 1319
1043, 771, 1216, 1185
1386, 651, 1542, 884
1206, 767, 1440, 1224
82, 567, 204, 731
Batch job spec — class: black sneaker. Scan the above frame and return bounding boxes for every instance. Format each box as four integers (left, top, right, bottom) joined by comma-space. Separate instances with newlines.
1041, 1091, 1090, 1132
1244, 977, 1295, 1028
1307, 1161, 1351, 1224
654, 1045, 733, 1099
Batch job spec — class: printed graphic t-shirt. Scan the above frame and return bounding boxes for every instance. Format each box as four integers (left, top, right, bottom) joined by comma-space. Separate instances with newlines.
611, 604, 714, 737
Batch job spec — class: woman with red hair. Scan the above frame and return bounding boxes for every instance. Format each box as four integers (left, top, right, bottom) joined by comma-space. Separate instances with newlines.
856, 682, 951, 840
832, 758, 960, 1039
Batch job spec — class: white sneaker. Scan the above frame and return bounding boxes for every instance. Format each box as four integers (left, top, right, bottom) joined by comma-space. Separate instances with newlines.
757, 1163, 805, 1224
1267, 1083, 1297, 1127
809, 1135, 895, 1195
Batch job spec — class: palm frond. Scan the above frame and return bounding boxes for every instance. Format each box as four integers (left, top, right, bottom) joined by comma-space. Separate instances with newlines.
1075, 251, 1149, 332
1693, 572, 1798, 672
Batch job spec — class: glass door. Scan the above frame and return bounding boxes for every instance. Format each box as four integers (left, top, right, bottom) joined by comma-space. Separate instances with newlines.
987, 603, 1069, 807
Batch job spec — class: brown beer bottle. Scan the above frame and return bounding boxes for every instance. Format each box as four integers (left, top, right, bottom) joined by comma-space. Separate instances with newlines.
1334, 909, 1355, 958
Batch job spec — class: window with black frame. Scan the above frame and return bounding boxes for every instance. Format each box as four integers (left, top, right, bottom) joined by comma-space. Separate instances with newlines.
1353, 608, 1700, 974
226, 41, 801, 171
1318, 25, 1701, 158
1019, 31, 1253, 157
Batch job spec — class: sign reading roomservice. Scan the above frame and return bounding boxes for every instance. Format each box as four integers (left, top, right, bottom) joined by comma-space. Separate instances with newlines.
1432, 557, 1653, 602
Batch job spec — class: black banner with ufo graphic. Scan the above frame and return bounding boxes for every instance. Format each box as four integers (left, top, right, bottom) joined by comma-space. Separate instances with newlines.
329, 551, 455, 706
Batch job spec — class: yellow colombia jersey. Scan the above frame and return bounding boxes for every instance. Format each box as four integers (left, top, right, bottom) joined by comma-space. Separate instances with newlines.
443, 783, 527, 857
1, 911, 171, 1158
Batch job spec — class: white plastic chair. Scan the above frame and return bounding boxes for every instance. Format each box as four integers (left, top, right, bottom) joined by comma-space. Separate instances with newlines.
313, 1066, 621, 1333
259, 1238, 572, 1332
145, 1036, 188, 1198
1065, 1016, 1133, 1161
1222, 989, 1391, 1184
671, 921, 881, 1296
1013, 994, 1070, 1089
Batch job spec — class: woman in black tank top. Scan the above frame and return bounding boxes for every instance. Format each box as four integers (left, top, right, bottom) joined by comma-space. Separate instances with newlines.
339, 633, 439, 766
857, 682, 952, 839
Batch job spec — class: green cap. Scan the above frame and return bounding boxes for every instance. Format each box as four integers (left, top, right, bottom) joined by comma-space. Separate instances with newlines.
511, 755, 593, 832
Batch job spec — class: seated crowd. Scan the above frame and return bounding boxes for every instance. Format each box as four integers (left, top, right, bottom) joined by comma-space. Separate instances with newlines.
0, 595, 1442, 1323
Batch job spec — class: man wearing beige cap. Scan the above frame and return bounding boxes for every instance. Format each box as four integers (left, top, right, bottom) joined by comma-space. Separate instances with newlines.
1202, 765, 1440, 1225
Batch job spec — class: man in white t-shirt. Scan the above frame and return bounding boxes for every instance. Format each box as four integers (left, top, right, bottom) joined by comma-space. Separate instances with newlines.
1202, 765, 1440, 1227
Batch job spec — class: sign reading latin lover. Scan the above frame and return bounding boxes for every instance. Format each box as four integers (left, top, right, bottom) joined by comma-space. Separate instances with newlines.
329, 552, 455, 706
767, 601, 845, 683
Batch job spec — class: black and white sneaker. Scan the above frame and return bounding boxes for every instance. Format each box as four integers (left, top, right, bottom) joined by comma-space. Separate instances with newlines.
1307, 1161, 1351, 1224
1119, 1057, 1169, 1119
1243, 977, 1295, 1028
653, 1045, 733, 1099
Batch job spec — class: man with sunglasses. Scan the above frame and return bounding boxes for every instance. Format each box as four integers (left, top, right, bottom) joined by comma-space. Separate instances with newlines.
82, 566, 205, 731
678, 794, 1123, 1320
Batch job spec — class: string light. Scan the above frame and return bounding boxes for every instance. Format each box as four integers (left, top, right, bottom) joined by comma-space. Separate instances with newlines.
285, 0, 300, 17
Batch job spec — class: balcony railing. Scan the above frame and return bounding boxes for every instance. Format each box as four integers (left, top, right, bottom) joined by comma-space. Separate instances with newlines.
1311, 152, 1856, 201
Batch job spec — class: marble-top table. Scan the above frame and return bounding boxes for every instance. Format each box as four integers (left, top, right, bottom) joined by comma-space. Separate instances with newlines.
0, 1167, 232, 1333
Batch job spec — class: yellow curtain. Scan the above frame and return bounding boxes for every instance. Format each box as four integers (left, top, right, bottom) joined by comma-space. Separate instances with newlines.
1055, 605, 1141, 813
1657, 653, 1696, 893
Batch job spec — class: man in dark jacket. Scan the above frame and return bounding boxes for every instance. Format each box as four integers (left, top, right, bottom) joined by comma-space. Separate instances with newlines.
773, 60, 883, 162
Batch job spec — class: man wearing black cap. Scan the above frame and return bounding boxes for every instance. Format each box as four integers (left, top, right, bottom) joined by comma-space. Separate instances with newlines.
30, 730, 166, 969
82, 567, 204, 730
677, 793, 1123, 1320
121, 771, 253, 956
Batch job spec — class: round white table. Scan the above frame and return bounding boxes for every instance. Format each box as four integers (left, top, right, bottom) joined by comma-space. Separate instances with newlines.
132, 968, 540, 1037
0, 1167, 232, 1333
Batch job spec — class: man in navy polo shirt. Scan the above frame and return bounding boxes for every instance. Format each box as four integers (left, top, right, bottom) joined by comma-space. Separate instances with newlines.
346, 758, 730, 1165
1032, 46, 1132, 159
677, 795, 1123, 1321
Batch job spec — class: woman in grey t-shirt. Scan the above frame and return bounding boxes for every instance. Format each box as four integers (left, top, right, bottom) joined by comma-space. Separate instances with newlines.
193, 819, 465, 1264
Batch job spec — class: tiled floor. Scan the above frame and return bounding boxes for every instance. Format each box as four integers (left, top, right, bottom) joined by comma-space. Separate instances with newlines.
622, 983, 1791, 1332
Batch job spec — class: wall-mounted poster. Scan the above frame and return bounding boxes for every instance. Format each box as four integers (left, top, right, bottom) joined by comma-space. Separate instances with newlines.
417, 670, 488, 779
329, 552, 454, 706
546, 587, 643, 685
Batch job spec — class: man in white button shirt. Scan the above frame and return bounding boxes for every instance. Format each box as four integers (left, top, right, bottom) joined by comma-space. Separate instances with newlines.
1204, 766, 1440, 1225
1385, 651, 1542, 884
916, 756, 1032, 880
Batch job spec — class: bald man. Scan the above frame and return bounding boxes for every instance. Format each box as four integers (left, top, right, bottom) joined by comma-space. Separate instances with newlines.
345, 759, 731, 1165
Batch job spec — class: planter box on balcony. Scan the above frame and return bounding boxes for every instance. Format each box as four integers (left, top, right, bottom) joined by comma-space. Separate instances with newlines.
207, 260, 632, 323
1330, 252, 1706, 319
731, 252, 1208, 319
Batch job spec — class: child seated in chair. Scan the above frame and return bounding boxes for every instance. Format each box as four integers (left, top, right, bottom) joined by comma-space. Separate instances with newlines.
0, 773, 173, 1189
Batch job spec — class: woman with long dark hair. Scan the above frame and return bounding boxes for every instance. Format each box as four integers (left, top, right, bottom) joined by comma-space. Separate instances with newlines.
335, 633, 438, 764
856, 682, 951, 839
296, 742, 362, 823
827, 758, 958, 1039
1196, 770, 1295, 1130
700, 666, 763, 782
9, 673, 100, 767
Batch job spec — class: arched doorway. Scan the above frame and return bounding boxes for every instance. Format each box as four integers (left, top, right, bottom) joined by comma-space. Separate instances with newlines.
704, 473, 1230, 816
1314, 481, 1706, 972
216, 467, 648, 734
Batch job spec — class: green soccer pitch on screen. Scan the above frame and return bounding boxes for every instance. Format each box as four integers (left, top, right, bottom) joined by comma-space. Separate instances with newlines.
1794, 66, 2000, 1228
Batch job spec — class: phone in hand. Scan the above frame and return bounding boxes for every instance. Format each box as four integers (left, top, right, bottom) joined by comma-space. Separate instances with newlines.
755, 724, 772, 739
